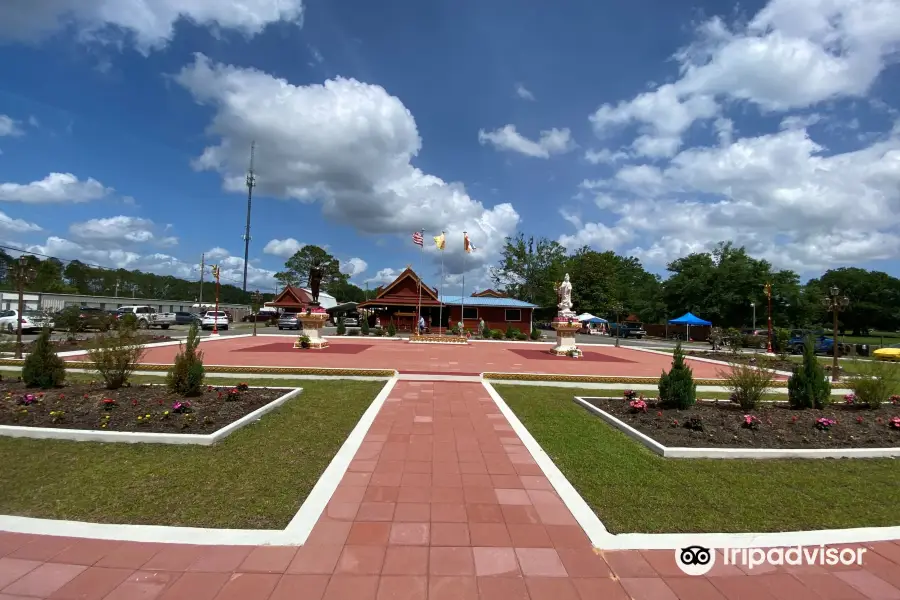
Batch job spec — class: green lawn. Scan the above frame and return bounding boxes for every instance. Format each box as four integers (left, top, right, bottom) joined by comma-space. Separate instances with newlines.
497, 385, 900, 534
0, 379, 382, 529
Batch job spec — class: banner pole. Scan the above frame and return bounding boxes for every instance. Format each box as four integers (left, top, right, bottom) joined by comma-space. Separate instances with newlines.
416, 229, 423, 333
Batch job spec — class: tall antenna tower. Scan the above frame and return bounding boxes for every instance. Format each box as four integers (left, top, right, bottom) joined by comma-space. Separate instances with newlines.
241, 141, 256, 292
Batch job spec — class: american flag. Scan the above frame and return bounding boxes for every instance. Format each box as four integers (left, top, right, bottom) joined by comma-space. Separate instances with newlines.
412, 231, 424, 247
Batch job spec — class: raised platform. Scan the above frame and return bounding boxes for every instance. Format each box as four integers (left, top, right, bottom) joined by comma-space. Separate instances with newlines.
409, 333, 468, 344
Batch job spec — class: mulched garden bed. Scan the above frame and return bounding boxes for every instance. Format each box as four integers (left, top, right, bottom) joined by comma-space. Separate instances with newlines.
40, 335, 174, 353
584, 396, 900, 449
0, 379, 287, 433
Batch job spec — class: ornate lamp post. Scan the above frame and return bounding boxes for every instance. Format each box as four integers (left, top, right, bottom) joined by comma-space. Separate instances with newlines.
823, 286, 850, 382
750, 302, 756, 330
611, 302, 623, 348
11, 256, 36, 359
251, 290, 262, 337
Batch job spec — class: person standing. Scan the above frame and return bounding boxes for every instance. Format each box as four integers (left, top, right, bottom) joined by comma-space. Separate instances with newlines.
479, 317, 485, 334
418, 314, 425, 334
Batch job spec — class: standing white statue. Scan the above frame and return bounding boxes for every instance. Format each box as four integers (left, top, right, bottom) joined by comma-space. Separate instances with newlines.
556, 273, 574, 316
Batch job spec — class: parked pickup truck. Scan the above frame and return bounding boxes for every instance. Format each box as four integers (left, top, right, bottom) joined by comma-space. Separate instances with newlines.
608, 322, 647, 339
113, 305, 174, 330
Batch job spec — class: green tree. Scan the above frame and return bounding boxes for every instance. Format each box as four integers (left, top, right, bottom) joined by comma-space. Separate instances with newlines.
491, 233, 568, 310
275, 245, 348, 292
806, 268, 900, 334
328, 280, 367, 303
658, 342, 696, 409
22, 327, 66, 388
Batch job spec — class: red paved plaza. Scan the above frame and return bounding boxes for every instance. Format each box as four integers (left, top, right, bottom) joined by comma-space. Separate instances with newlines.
134, 337, 731, 378
1, 381, 897, 599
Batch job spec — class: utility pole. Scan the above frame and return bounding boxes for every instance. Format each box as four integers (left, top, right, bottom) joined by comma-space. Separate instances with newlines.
12, 256, 35, 360
199, 253, 205, 305
241, 141, 257, 292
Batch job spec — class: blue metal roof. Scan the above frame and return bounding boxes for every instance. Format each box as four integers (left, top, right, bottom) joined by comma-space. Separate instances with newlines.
440, 295, 537, 308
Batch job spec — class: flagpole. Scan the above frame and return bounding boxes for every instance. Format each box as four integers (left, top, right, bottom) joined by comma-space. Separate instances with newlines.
416, 229, 423, 332
461, 231, 466, 334
438, 231, 445, 335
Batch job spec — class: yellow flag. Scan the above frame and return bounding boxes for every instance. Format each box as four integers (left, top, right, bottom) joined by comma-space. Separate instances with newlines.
434, 232, 445, 250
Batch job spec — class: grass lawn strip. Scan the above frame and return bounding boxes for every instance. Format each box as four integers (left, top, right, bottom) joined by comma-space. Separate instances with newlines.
0, 379, 383, 529
497, 384, 900, 534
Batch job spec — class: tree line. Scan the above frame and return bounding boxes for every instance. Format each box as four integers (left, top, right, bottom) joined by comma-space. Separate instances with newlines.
491, 234, 900, 335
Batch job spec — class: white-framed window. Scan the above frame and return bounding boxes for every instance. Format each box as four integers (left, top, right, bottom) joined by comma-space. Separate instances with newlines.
462, 307, 478, 320
505, 309, 522, 322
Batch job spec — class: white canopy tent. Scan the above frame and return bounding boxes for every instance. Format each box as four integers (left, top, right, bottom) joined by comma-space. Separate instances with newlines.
575, 313, 598, 322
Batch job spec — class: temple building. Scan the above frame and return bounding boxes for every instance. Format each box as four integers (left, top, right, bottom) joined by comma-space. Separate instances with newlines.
357, 267, 537, 332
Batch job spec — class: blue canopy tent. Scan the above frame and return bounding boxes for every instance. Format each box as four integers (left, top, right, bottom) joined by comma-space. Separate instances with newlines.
667, 312, 712, 341
588, 317, 608, 324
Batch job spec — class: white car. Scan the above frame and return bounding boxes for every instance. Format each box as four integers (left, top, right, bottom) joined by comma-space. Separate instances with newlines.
0, 309, 53, 333
201, 311, 229, 331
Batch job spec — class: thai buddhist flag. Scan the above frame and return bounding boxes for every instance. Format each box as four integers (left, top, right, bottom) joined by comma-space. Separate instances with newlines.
412, 231, 424, 247
211, 265, 220, 281
464, 233, 476, 253
434, 232, 445, 250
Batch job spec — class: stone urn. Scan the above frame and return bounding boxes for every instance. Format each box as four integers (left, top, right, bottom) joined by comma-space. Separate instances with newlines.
294, 306, 330, 349
550, 316, 581, 356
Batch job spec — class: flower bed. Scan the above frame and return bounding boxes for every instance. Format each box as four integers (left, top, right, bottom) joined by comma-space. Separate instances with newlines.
46, 335, 174, 353
0, 379, 284, 433
584, 396, 900, 449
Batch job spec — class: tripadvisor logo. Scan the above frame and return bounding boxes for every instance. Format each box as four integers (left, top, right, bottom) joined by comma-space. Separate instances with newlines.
675, 545, 715, 576
675, 544, 867, 575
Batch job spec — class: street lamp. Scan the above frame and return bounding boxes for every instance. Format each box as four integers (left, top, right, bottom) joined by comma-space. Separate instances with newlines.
823, 286, 850, 382
611, 302, 623, 348
251, 290, 262, 337
750, 302, 756, 330
764, 283, 773, 353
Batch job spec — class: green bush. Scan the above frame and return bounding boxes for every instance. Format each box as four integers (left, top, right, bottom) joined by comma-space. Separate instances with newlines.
491, 329, 503, 340
724, 328, 743, 353
505, 326, 520, 339
374, 328, 385, 337
482, 323, 491, 339
166, 322, 205, 396
336, 317, 346, 336
787, 336, 832, 409
360, 318, 370, 336
298, 335, 311, 348
120, 313, 138, 331
515, 332, 528, 341
718, 358, 775, 410
658, 342, 696, 409
22, 327, 66, 389
347, 328, 359, 336
88, 327, 146, 390
775, 328, 791, 359
54, 306, 85, 341
846, 360, 899, 409
530, 326, 541, 341
387, 322, 397, 337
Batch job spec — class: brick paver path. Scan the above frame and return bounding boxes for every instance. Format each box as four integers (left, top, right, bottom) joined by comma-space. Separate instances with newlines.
1, 381, 898, 599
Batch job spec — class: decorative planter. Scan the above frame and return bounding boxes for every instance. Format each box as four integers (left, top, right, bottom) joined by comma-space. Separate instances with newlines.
294, 309, 330, 349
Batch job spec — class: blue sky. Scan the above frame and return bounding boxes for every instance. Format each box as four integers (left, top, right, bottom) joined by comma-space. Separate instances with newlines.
0, 0, 898, 296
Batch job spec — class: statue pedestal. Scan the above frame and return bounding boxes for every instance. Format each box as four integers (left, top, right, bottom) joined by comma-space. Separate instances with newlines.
294, 309, 330, 349
550, 316, 581, 357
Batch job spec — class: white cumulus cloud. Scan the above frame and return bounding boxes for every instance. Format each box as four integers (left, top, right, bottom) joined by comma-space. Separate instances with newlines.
69, 215, 177, 247
0, 211, 42, 234
0, 172, 112, 204
515, 83, 535, 101
478, 125, 575, 158
174, 53, 519, 276
0, 115, 24, 137
263, 237, 304, 258
0, 0, 305, 52
340, 257, 368, 278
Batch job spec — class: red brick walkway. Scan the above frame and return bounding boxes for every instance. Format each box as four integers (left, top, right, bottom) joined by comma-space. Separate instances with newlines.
1, 381, 898, 599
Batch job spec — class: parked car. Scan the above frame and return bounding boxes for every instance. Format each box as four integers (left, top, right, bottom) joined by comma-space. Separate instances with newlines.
608, 322, 646, 339
873, 343, 900, 361
342, 316, 359, 327
58, 306, 113, 331
278, 312, 300, 330
201, 311, 230, 331
0, 309, 52, 333
788, 332, 848, 355
174, 311, 201, 325
113, 305, 173, 329
243, 311, 276, 322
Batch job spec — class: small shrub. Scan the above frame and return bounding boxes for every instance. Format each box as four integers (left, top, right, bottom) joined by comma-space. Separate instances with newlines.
374, 328, 385, 337
505, 325, 517, 339
482, 323, 491, 339
88, 327, 145, 390
718, 358, 776, 410
298, 335, 311, 348
166, 322, 205, 396
515, 332, 527, 341
530, 326, 541, 341
336, 318, 346, 336
360, 318, 370, 335
787, 336, 832, 409
775, 328, 791, 359
347, 328, 359, 336
629, 399, 647, 413
491, 329, 503, 340
387, 322, 397, 337
815, 417, 836, 431
22, 327, 66, 389
742, 415, 760, 430
658, 342, 696, 409
120, 313, 138, 331
846, 359, 900, 409
724, 327, 743, 354
54, 306, 85, 341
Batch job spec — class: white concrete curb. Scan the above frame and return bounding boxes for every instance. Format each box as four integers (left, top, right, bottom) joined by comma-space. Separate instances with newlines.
283, 376, 398, 542
0, 388, 303, 445
54, 333, 254, 359
488, 382, 900, 549
573, 396, 900, 460
626, 345, 797, 377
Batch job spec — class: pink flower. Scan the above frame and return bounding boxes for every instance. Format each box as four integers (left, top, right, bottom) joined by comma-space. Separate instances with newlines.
629, 399, 648, 413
